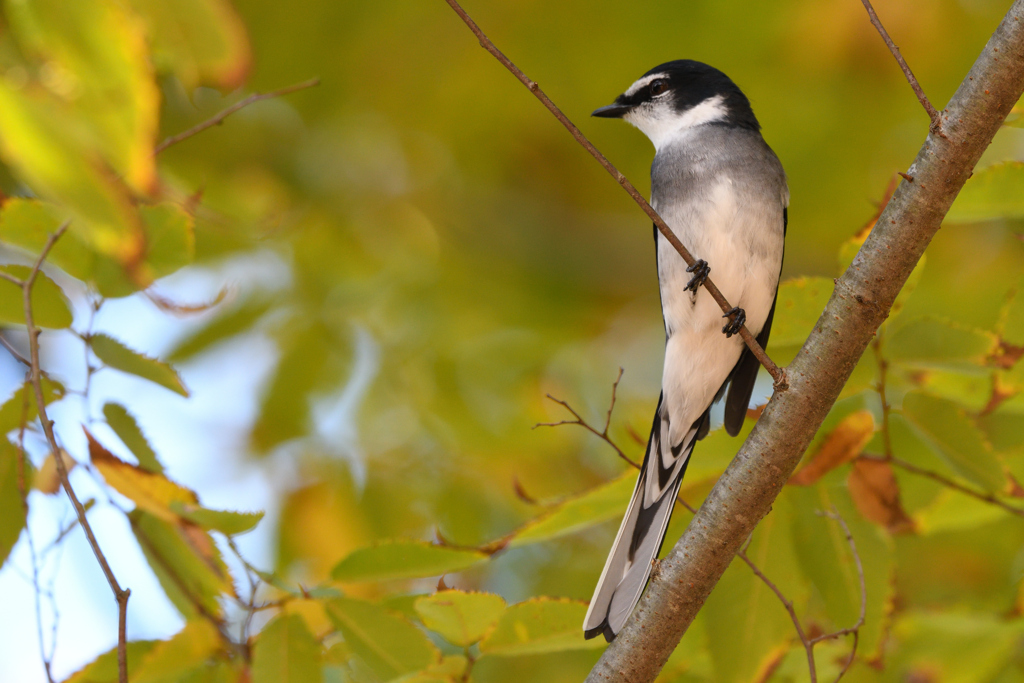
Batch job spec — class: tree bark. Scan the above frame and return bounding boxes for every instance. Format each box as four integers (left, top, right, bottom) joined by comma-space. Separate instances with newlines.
585, 3, 1024, 681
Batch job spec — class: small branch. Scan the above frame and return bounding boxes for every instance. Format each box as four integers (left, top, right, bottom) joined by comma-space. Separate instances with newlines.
859, 0, 941, 130
441, 0, 786, 389
735, 548, 816, 682
21, 223, 131, 683
860, 453, 1024, 517
154, 78, 320, 155
871, 337, 894, 458
0, 332, 31, 367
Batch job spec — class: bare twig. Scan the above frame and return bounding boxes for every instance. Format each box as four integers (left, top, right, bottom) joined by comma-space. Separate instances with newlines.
0, 332, 31, 367
871, 336, 894, 458
441, 0, 786, 390
20, 223, 131, 683
154, 78, 320, 155
859, 0, 941, 131
860, 453, 1024, 518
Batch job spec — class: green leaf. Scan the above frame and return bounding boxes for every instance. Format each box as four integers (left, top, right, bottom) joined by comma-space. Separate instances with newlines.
901, 392, 1005, 491
103, 402, 163, 473
478, 598, 604, 656
326, 597, 440, 681
140, 204, 195, 280
508, 472, 635, 547
171, 503, 264, 536
331, 540, 488, 582
127, 0, 251, 90
0, 378, 65, 434
887, 318, 998, 367
701, 498, 800, 681
0, 82, 143, 264
997, 275, 1024, 347
130, 510, 234, 619
65, 640, 159, 683
414, 590, 506, 647
769, 276, 834, 346
251, 614, 323, 683
892, 611, 1024, 681
0, 265, 72, 328
0, 439, 28, 566
946, 162, 1024, 223
131, 620, 221, 683
167, 296, 273, 361
5, 0, 159, 193
91, 334, 189, 396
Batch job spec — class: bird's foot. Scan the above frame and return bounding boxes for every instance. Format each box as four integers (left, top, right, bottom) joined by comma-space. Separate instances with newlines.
684, 259, 710, 292
722, 307, 746, 337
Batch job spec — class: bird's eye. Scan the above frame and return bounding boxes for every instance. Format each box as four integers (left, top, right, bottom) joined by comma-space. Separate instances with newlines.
650, 79, 668, 96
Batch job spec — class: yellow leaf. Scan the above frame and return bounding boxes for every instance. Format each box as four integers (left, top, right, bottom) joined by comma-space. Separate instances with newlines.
87, 428, 196, 520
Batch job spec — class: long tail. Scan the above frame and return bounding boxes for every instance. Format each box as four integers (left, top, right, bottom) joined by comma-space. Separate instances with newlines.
583, 394, 699, 642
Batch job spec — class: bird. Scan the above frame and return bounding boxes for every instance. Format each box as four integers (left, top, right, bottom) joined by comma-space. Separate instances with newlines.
582, 60, 788, 642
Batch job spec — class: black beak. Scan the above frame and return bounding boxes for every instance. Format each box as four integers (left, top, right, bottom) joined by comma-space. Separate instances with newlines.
591, 102, 632, 118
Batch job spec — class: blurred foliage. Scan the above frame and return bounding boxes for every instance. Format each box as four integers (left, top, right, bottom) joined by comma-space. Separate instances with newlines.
0, 0, 1023, 681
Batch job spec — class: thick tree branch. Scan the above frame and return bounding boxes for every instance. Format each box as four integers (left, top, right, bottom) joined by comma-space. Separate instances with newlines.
441, 0, 786, 389
586, 3, 1024, 680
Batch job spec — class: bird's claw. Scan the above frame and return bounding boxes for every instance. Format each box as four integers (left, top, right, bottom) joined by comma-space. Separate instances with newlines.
685, 259, 710, 292
722, 307, 746, 337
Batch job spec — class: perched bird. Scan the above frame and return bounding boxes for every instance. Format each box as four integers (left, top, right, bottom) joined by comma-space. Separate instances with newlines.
583, 60, 788, 642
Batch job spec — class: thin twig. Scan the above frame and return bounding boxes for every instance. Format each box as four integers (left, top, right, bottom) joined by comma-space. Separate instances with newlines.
0, 332, 31, 367
860, 453, 1024, 517
812, 511, 866, 683
21, 223, 131, 683
0, 269, 24, 285
441, 0, 787, 390
154, 78, 320, 154
859, 0, 941, 131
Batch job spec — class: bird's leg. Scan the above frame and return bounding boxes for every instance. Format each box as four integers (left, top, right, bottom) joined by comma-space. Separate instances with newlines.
684, 259, 709, 292
722, 307, 746, 337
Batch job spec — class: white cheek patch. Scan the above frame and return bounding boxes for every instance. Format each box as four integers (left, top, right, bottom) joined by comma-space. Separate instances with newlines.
624, 72, 668, 97
625, 94, 728, 152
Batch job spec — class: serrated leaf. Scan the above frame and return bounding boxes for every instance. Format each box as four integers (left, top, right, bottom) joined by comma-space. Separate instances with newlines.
130, 510, 234, 619
65, 640, 159, 683
0, 440, 28, 566
0, 265, 72, 328
901, 392, 1005, 491
790, 410, 875, 485
0, 378, 65, 434
171, 503, 264, 536
127, 0, 251, 90
326, 597, 440, 681
478, 598, 603, 656
331, 540, 488, 583
87, 428, 197, 521
251, 614, 323, 683
946, 162, 1024, 223
91, 333, 189, 396
414, 590, 506, 647
508, 471, 635, 547
0, 81, 144, 265
168, 297, 273, 361
139, 204, 195, 280
769, 276, 834, 346
103, 402, 162, 473
888, 318, 998, 367
131, 620, 221, 683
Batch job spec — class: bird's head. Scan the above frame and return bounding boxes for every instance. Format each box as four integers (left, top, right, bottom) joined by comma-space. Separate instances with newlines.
592, 60, 760, 150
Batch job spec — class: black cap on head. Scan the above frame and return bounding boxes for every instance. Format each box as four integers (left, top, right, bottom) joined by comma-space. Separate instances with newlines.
592, 60, 760, 132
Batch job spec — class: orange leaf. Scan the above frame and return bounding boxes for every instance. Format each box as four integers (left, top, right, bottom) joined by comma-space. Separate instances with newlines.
848, 459, 915, 534
789, 411, 876, 486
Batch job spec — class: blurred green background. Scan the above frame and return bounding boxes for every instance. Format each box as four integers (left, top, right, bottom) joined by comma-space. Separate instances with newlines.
2, 0, 1024, 681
